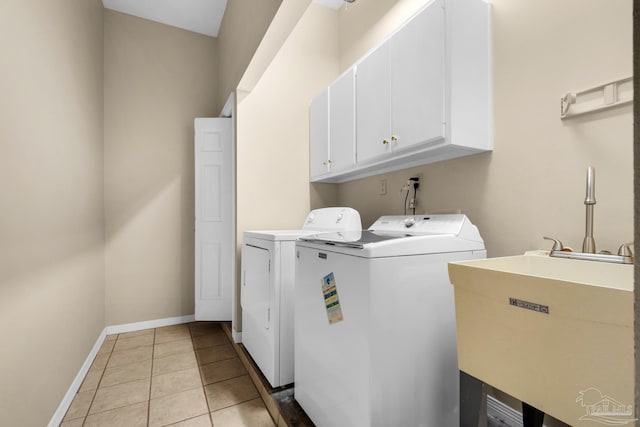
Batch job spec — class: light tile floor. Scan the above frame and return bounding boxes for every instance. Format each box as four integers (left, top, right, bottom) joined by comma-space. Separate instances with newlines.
60, 322, 276, 427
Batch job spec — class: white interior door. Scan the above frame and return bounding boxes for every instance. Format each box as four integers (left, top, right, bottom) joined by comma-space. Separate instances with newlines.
195, 117, 233, 320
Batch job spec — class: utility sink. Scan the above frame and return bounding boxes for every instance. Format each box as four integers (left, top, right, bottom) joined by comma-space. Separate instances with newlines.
448, 253, 634, 426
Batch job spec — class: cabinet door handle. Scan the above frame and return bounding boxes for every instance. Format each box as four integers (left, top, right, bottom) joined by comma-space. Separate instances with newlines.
323, 160, 332, 165
391, 135, 398, 142
382, 139, 389, 145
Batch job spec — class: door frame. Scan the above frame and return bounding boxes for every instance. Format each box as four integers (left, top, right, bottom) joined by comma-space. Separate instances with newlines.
220, 93, 241, 342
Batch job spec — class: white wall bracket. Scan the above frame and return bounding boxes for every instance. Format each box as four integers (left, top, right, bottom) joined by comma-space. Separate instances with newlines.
560, 76, 633, 120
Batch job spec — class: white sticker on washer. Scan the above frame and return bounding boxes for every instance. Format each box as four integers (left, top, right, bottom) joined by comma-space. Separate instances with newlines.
322, 272, 343, 324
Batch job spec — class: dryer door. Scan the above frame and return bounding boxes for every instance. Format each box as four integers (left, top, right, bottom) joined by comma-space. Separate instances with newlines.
241, 243, 276, 385
241, 244, 271, 329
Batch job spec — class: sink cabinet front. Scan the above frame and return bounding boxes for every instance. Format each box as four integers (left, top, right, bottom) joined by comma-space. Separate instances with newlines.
449, 255, 634, 427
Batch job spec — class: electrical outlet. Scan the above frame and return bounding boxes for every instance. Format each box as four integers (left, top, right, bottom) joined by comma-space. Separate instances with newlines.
379, 179, 387, 195
409, 179, 419, 190
407, 173, 422, 190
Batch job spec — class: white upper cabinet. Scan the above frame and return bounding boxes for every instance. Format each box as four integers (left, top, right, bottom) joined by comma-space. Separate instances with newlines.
356, 42, 392, 164
309, 87, 329, 180
357, 1, 444, 165
310, 69, 356, 181
311, 0, 491, 183
329, 68, 356, 174
389, 0, 444, 153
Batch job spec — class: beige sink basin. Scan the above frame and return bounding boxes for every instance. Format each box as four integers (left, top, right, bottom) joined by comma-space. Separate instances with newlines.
449, 254, 634, 426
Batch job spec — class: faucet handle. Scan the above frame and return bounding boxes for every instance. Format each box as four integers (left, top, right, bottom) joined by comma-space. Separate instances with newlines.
543, 236, 564, 252
617, 242, 634, 263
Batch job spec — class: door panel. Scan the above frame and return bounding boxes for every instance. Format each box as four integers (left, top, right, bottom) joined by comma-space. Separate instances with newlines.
329, 69, 356, 173
356, 42, 392, 164
390, 0, 445, 151
309, 88, 330, 179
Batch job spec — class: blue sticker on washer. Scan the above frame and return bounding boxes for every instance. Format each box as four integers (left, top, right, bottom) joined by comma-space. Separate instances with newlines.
322, 272, 343, 324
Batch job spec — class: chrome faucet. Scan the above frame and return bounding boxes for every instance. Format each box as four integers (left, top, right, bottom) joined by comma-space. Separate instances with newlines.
582, 166, 596, 253
543, 166, 633, 264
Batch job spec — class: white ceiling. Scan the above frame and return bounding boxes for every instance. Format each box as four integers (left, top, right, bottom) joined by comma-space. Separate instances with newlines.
102, 0, 346, 38
102, 0, 228, 37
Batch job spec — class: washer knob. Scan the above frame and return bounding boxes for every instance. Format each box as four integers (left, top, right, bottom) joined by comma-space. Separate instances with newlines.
404, 218, 416, 228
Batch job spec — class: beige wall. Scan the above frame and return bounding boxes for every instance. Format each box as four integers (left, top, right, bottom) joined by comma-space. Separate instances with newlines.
0, 1, 105, 425
104, 10, 218, 325
216, 0, 282, 112
235, 3, 340, 328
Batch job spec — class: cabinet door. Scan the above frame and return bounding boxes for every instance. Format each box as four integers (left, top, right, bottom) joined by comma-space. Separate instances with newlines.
309, 88, 330, 179
390, 0, 445, 152
356, 42, 392, 165
329, 69, 356, 173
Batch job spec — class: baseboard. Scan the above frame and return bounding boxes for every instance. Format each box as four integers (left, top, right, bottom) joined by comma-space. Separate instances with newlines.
48, 328, 107, 427
104, 314, 195, 335
48, 314, 195, 427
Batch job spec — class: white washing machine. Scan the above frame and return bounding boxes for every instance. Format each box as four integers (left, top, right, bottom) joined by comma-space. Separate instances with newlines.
294, 214, 486, 427
241, 207, 361, 388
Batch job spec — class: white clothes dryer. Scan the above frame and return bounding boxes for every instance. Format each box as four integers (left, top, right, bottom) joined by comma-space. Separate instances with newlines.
241, 207, 361, 388
294, 214, 486, 427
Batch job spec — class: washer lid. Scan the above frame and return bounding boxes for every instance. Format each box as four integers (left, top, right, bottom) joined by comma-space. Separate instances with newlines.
299, 230, 406, 249
243, 207, 362, 242
296, 214, 485, 257
243, 229, 319, 241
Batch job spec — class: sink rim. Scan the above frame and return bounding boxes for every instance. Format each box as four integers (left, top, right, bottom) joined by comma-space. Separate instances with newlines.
449, 253, 632, 292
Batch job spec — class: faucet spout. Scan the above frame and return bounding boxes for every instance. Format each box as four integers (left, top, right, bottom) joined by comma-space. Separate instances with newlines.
582, 166, 596, 253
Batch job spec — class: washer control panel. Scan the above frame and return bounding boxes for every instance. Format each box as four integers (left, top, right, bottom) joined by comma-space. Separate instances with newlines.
370, 214, 467, 234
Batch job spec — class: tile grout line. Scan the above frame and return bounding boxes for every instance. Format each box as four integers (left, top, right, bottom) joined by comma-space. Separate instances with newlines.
79, 333, 118, 427
147, 328, 155, 427
192, 322, 258, 424
224, 326, 283, 426
196, 349, 235, 367
190, 322, 216, 426
207, 391, 259, 413
70, 323, 243, 426
66, 328, 211, 427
